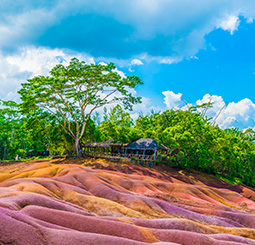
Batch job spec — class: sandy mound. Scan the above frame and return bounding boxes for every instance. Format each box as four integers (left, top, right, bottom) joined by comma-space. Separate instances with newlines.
0, 158, 254, 244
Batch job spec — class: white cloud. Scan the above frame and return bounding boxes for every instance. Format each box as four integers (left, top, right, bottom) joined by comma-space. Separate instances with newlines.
196, 94, 255, 129
159, 57, 177, 64
99, 62, 127, 78
161, 92, 255, 129
131, 96, 165, 121
196, 94, 225, 119
217, 98, 255, 129
0, 8, 58, 51
131, 97, 152, 120
131, 54, 180, 65
98, 62, 108, 66
86, 1, 255, 61
2, 91, 20, 102
0, 46, 137, 105
0, 57, 30, 102
218, 15, 240, 35
0, 46, 95, 101
180, 103, 193, 111
112, 68, 126, 78
7, 46, 95, 76
162, 91, 184, 109
2, 1, 255, 62
88, 96, 157, 122
246, 17, 253, 23
190, 56, 199, 60
130, 59, 144, 66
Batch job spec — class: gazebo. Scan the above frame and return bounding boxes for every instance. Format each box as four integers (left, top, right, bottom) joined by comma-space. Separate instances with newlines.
123, 138, 168, 159
81, 139, 123, 155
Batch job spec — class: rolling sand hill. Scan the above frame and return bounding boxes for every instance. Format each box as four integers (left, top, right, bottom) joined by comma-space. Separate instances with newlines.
0, 158, 255, 244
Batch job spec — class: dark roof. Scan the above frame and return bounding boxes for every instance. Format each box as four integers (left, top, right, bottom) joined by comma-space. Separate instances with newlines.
124, 138, 168, 150
105, 139, 123, 146
82, 138, 167, 150
81, 142, 99, 148
81, 139, 123, 148
81, 141, 110, 148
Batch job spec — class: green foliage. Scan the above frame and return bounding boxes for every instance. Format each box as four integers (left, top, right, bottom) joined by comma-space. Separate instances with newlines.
18, 58, 143, 155
1, 58, 255, 188
97, 106, 255, 187
99, 105, 142, 143
1, 98, 255, 187
0, 100, 29, 160
135, 109, 255, 186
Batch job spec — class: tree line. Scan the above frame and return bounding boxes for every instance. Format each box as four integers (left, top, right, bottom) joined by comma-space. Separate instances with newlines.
0, 58, 254, 187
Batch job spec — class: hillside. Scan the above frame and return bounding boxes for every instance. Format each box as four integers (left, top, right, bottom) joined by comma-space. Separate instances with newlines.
0, 158, 255, 244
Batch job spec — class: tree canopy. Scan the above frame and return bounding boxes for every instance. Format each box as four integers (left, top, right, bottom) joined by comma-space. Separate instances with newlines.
18, 58, 143, 155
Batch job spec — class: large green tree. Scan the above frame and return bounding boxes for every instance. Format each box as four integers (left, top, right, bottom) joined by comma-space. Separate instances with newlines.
18, 58, 143, 156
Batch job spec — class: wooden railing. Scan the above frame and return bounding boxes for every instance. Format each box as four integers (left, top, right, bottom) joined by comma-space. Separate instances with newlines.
84, 151, 164, 161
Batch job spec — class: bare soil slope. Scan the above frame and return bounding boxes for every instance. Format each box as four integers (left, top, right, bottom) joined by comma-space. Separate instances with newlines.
0, 158, 255, 244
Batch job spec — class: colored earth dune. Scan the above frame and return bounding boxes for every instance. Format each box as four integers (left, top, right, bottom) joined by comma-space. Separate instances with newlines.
0, 158, 255, 244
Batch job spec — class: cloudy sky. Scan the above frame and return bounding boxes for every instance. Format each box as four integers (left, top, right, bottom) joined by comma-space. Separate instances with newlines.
1, 0, 255, 129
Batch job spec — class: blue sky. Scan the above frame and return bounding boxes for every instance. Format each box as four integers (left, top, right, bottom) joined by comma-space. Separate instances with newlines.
1, 0, 255, 129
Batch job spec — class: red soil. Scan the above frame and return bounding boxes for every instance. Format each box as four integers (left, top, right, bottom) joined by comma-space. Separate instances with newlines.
0, 158, 254, 244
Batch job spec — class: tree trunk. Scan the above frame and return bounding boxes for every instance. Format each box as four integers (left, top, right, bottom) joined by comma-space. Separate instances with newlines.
75, 138, 81, 157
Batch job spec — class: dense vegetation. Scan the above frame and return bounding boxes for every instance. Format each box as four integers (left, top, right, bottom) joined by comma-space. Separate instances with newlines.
18, 58, 142, 156
0, 58, 254, 187
1, 101, 255, 187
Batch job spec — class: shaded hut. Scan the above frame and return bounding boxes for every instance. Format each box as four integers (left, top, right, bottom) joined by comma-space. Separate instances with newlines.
123, 138, 168, 159
81, 139, 123, 155
105, 139, 124, 154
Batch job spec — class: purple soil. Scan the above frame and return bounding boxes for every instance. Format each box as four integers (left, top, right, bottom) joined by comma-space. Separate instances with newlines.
0, 159, 254, 244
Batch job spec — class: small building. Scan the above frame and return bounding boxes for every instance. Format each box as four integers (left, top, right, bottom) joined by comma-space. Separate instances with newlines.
106, 139, 124, 154
123, 138, 168, 159
82, 138, 168, 162
81, 139, 123, 155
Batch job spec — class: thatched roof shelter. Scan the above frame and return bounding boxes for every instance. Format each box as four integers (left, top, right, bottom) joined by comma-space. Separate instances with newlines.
81, 142, 98, 148
105, 139, 124, 146
123, 138, 168, 151
82, 141, 109, 148
81, 139, 124, 148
